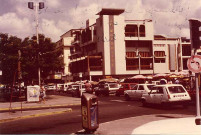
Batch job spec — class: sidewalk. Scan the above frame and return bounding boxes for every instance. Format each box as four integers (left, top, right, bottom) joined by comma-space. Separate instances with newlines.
0, 94, 81, 112
0, 94, 196, 134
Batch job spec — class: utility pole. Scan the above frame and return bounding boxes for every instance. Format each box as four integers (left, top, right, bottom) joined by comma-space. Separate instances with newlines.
18, 50, 22, 96
28, 2, 44, 86
189, 19, 201, 125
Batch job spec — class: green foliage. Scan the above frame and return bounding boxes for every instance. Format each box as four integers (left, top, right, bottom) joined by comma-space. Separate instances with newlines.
0, 33, 64, 85
0, 33, 21, 85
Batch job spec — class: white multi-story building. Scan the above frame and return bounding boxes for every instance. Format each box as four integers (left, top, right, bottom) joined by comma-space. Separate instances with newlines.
57, 8, 193, 82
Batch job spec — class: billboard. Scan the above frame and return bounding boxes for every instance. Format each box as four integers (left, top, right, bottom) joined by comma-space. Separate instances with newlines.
27, 85, 40, 102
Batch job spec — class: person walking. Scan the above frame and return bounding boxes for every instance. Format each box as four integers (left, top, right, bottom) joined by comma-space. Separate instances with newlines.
39, 86, 45, 103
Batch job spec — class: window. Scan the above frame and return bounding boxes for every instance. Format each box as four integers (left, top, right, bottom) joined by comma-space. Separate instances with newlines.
126, 59, 139, 70
124, 84, 129, 89
154, 51, 165, 57
139, 25, 145, 37
109, 83, 119, 88
147, 85, 155, 90
132, 85, 138, 90
138, 86, 144, 90
155, 87, 164, 94
125, 25, 138, 37
168, 86, 186, 94
182, 45, 191, 56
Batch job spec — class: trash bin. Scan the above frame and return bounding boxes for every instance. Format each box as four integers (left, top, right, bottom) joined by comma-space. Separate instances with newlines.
81, 93, 99, 133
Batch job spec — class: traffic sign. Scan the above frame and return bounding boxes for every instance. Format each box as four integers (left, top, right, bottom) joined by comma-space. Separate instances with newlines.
187, 55, 201, 73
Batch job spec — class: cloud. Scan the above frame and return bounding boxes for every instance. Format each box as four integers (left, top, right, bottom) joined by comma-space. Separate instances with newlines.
0, 12, 32, 38
68, 2, 99, 28
45, 0, 61, 9
1, 0, 201, 42
41, 19, 73, 41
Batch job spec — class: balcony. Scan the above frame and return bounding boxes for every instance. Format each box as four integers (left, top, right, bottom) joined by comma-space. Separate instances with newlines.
125, 32, 138, 37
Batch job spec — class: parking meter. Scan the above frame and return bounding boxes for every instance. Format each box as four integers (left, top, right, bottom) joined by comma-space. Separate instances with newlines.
81, 93, 99, 132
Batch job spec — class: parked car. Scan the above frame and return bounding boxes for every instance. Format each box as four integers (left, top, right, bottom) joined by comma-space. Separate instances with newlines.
46, 84, 56, 91
124, 84, 155, 101
70, 83, 86, 97
56, 84, 64, 93
95, 82, 120, 96
63, 82, 73, 93
116, 83, 137, 96
141, 84, 191, 107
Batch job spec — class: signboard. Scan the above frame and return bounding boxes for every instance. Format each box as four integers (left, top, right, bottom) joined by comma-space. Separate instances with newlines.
27, 85, 40, 102
187, 55, 201, 73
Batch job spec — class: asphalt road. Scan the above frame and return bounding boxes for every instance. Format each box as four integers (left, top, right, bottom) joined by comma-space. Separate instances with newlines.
0, 95, 196, 134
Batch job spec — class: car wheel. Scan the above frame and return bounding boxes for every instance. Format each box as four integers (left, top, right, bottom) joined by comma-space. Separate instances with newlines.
125, 94, 130, 101
142, 99, 147, 107
115, 92, 120, 97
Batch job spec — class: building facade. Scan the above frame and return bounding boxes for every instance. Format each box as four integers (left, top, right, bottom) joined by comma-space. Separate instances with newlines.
57, 8, 194, 82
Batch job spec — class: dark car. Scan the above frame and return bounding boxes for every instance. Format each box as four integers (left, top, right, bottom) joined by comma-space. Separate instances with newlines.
95, 82, 120, 96
116, 83, 137, 96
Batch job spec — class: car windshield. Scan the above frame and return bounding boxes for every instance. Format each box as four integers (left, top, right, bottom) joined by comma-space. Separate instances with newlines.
168, 86, 186, 94
109, 83, 119, 88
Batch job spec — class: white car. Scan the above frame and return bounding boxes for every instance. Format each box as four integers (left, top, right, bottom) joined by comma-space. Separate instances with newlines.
46, 84, 56, 91
124, 84, 155, 101
141, 84, 191, 107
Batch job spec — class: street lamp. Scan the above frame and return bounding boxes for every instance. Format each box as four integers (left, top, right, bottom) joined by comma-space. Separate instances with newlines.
28, 2, 44, 86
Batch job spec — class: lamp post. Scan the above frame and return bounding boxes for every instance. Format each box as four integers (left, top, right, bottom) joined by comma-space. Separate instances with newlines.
28, 2, 44, 86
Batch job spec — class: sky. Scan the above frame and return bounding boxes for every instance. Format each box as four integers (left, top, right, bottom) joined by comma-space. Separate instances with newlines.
0, 0, 201, 42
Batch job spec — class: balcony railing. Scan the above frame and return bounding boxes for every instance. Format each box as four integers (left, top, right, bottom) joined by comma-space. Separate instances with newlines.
125, 32, 138, 37
126, 65, 139, 70
126, 64, 152, 70
90, 66, 102, 71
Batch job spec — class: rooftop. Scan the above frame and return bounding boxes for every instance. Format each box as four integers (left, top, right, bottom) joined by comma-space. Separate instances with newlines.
96, 8, 125, 15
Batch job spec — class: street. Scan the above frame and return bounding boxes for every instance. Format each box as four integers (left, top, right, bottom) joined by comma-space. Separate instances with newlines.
0, 95, 196, 134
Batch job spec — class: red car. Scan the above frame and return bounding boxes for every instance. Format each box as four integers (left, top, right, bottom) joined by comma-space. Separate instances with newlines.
116, 83, 137, 96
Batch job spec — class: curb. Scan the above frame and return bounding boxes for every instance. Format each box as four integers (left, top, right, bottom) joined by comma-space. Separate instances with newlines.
0, 108, 72, 123
0, 103, 81, 113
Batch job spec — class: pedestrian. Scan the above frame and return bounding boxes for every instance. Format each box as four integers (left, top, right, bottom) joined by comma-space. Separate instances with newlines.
175, 79, 180, 84
39, 86, 45, 103
85, 80, 92, 94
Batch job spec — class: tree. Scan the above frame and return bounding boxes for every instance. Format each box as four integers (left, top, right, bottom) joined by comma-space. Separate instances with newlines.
0, 33, 22, 85
21, 34, 64, 85
0, 33, 64, 85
